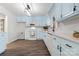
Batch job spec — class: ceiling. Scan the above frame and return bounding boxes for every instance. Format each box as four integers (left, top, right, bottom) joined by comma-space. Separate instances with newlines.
0, 3, 53, 16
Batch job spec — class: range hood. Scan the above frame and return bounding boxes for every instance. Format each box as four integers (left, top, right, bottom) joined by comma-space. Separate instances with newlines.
30, 24, 35, 26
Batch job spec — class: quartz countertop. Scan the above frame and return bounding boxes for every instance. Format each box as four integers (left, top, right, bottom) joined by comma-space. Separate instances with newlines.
47, 31, 79, 44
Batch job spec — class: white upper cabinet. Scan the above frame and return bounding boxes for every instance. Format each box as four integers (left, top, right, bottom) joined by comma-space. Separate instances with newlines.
33, 17, 42, 26
26, 16, 49, 27
52, 3, 74, 21
61, 3, 74, 18
16, 18, 26, 22
52, 3, 79, 21
74, 3, 79, 12
54, 3, 62, 21
17, 19, 25, 22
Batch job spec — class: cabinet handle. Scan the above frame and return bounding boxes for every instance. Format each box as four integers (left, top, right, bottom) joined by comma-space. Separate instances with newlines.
73, 3, 77, 12
73, 6, 76, 11
65, 44, 72, 48
60, 46, 62, 52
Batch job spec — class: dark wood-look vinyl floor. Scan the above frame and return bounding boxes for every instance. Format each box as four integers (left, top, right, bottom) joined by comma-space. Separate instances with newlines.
1, 39, 50, 56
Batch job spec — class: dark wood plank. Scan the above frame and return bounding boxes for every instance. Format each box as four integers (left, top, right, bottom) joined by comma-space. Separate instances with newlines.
0, 39, 50, 56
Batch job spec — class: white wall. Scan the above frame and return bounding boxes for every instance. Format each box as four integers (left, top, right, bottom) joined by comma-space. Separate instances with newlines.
16, 23, 25, 39
16, 23, 25, 34
0, 5, 17, 43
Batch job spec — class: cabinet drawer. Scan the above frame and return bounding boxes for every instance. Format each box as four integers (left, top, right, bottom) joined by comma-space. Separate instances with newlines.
61, 44, 79, 56
60, 38, 79, 55
60, 38, 79, 50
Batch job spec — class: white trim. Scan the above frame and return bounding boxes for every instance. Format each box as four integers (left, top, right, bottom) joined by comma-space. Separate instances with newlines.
7, 38, 17, 44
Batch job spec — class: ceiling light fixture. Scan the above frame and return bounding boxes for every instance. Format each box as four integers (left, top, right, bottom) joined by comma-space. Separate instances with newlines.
23, 3, 32, 16
24, 8, 31, 16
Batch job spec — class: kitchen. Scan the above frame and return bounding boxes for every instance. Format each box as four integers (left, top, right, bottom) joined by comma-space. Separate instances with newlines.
0, 3, 79, 56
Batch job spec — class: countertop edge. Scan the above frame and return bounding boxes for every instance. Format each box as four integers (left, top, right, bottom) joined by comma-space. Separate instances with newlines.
47, 32, 79, 44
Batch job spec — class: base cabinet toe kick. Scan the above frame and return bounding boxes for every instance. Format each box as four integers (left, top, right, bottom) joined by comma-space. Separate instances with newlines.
43, 33, 79, 56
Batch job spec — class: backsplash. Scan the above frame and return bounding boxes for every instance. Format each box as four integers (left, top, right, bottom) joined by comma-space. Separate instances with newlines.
56, 17, 79, 37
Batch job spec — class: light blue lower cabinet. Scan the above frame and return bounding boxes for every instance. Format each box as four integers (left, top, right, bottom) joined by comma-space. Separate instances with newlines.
0, 33, 8, 54
0, 38, 6, 54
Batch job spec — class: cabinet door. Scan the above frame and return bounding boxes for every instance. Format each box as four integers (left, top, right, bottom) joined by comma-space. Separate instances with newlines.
52, 37, 60, 56
61, 3, 74, 18
47, 35, 53, 54
36, 30, 39, 39
42, 32, 47, 40
58, 36, 79, 56
26, 17, 31, 26
0, 38, 6, 54
54, 3, 62, 21
61, 50, 70, 56
62, 40, 79, 56
75, 3, 79, 12
43, 35, 53, 55
37, 32, 43, 39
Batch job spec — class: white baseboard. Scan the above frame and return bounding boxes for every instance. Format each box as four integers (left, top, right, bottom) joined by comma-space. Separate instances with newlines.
7, 38, 17, 44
